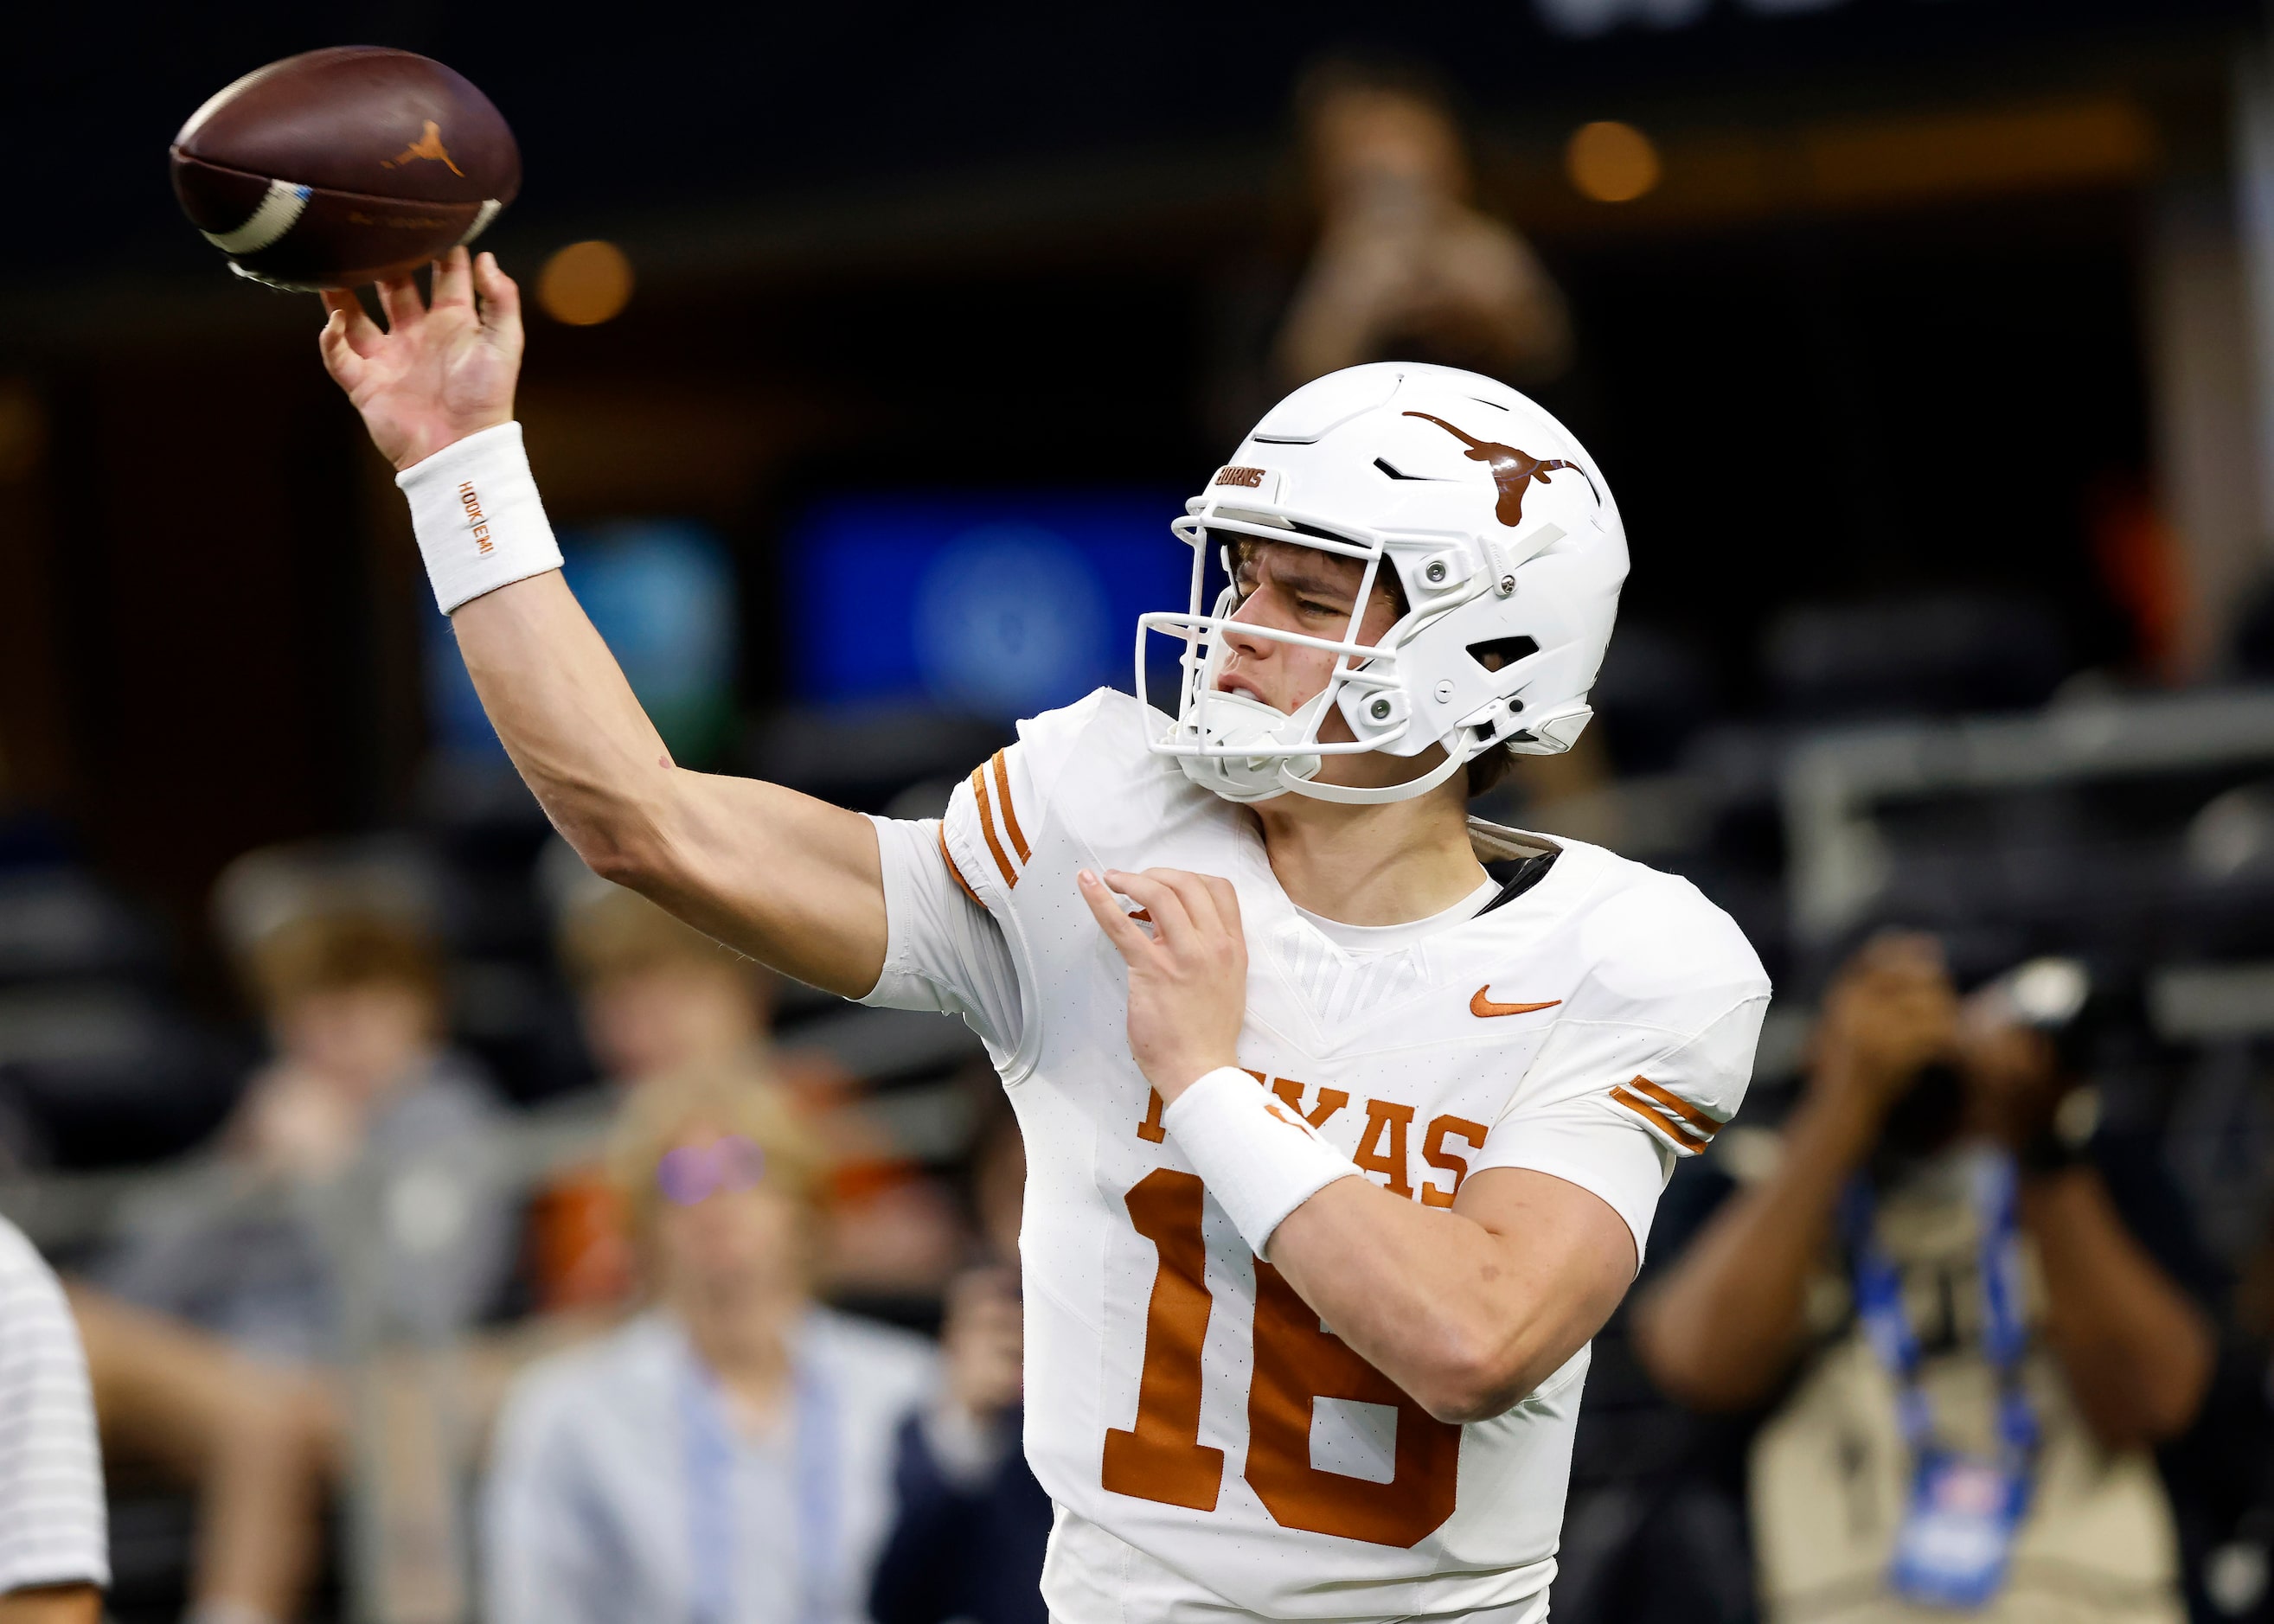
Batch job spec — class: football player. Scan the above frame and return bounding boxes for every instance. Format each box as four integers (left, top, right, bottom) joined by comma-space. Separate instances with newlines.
317, 249, 1769, 1622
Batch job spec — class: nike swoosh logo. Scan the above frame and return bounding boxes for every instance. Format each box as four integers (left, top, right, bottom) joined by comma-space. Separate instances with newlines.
1470, 988, 1561, 1019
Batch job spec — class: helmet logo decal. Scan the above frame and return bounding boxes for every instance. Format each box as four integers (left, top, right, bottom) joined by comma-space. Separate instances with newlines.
1402, 412, 1579, 528
1214, 465, 1267, 489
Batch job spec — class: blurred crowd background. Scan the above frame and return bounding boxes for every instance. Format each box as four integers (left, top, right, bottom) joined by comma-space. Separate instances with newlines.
8, 2, 2274, 1621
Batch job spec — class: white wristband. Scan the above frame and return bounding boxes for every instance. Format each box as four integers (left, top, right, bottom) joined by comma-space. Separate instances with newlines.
1162, 1066, 1364, 1258
395, 422, 565, 614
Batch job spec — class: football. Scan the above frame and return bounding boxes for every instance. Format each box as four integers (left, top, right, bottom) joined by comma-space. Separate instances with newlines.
170, 46, 520, 291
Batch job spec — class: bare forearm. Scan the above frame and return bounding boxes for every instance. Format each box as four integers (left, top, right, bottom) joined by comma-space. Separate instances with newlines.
452, 574, 888, 994
1633, 1090, 1874, 1409
1268, 1169, 1632, 1423
2025, 1168, 2213, 1448
452, 572, 676, 866
0, 1585, 101, 1624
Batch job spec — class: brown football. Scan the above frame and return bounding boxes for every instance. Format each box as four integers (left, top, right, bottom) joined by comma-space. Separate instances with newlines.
170, 46, 520, 291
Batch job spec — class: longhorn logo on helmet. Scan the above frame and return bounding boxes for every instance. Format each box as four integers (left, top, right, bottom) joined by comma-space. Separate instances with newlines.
1402, 412, 1581, 528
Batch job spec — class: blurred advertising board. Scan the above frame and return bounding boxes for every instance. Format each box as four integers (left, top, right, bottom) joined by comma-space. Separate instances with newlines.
785, 490, 1188, 723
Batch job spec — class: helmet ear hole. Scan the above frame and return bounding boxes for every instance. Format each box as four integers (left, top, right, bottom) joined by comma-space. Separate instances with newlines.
1466, 635, 1538, 673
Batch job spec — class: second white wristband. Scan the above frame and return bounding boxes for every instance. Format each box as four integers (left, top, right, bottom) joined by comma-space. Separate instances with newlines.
395, 421, 565, 615
1161, 1066, 1365, 1258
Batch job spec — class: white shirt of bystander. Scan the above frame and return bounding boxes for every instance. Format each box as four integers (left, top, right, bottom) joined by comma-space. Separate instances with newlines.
483, 1306, 937, 1624
0, 1215, 108, 1595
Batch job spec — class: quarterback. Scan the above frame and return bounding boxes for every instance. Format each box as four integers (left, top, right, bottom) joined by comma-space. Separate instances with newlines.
318, 249, 1769, 1622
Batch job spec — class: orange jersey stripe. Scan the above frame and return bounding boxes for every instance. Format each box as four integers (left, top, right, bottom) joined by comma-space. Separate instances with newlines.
1610, 1084, 1712, 1153
968, 766, 1019, 888
1624, 1075, 1724, 1139
990, 750, 1031, 863
938, 822, 982, 907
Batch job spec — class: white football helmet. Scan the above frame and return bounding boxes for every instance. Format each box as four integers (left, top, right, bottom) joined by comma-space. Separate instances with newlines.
1137, 361, 1628, 805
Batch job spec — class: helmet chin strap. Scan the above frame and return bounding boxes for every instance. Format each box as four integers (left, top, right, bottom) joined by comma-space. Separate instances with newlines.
1272, 738, 1475, 806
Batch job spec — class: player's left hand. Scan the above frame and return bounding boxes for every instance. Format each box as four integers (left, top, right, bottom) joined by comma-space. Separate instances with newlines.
1079, 866, 1246, 1103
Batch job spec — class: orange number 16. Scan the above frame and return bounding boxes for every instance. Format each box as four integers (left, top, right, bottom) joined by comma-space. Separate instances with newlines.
1099, 1168, 1461, 1548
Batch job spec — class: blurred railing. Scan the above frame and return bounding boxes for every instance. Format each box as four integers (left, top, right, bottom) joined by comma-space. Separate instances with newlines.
1783, 684, 2274, 944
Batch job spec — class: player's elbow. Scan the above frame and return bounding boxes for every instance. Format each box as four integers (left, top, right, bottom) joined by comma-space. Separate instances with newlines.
1413, 1369, 1509, 1426
1406, 1326, 1548, 1425
568, 803, 686, 898
551, 777, 689, 894
579, 831, 665, 892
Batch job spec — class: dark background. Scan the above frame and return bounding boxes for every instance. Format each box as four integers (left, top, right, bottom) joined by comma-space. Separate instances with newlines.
0, 0, 2249, 1004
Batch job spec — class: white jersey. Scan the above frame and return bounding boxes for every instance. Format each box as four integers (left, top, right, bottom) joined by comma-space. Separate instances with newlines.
862, 688, 1769, 1621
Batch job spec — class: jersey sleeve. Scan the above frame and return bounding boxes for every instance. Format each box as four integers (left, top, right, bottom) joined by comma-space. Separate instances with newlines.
1470, 998, 1766, 1263
860, 813, 1024, 1056
857, 691, 1131, 1060
1469, 873, 1771, 1265
859, 682, 1164, 1064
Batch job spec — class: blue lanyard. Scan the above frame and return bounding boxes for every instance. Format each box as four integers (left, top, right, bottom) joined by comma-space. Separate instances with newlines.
676, 1324, 842, 1624
1847, 1151, 2038, 1472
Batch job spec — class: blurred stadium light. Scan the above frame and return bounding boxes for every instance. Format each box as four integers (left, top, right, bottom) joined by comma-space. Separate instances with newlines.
1565, 122, 1663, 203
535, 240, 635, 326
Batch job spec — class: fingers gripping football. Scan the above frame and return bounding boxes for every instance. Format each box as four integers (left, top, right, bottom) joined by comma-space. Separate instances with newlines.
1078, 867, 1247, 1103
317, 246, 523, 471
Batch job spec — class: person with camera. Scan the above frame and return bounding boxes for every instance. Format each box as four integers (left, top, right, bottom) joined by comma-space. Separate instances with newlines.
1634, 932, 2215, 1624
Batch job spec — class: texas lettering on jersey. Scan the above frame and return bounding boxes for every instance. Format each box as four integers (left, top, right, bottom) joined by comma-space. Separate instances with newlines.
879, 687, 1769, 1621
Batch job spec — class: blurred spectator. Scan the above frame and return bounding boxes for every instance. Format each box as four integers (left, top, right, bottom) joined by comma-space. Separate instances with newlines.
98, 911, 510, 1358
73, 909, 509, 1624
484, 1065, 938, 1624
0, 1214, 106, 1624
536, 879, 961, 1317
869, 1090, 1049, 1624
1271, 58, 1571, 392
1634, 936, 2213, 1623
532, 884, 783, 1314
560, 882, 778, 1090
